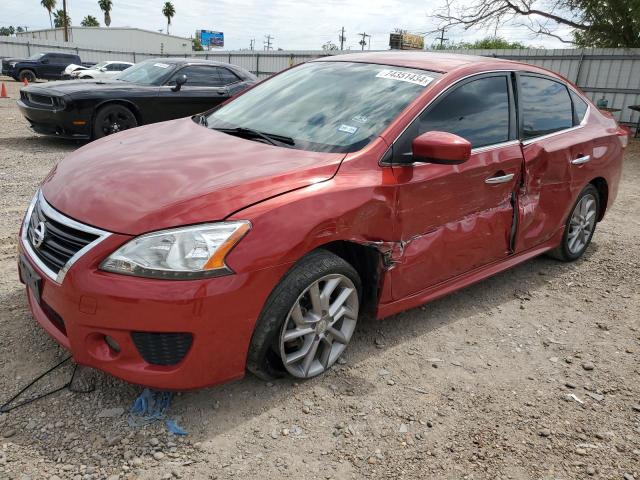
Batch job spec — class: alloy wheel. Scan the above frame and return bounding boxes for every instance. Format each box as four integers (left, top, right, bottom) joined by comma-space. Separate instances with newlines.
567, 193, 597, 254
101, 110, 136, 135
279, 273, 359, 378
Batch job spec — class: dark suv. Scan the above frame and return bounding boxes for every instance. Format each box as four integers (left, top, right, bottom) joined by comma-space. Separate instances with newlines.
2, 52, 83, 82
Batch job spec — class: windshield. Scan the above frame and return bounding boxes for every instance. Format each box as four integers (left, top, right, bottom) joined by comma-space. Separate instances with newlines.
93, 61, 108, 69
205, 61, 440, 153
116, 60, 175, 85
28, 53, 45, 60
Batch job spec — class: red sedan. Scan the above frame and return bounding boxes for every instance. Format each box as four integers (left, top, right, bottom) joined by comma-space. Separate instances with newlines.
18, 52, 627, 389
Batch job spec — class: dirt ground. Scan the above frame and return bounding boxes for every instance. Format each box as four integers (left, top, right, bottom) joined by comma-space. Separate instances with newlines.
0, 76, 639, 480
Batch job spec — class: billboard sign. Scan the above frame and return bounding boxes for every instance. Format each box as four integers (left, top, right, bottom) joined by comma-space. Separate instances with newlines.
198, 30, 224, 48
389, 32, 424, 50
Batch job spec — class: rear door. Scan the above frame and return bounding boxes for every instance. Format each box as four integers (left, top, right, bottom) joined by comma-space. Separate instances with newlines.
515, 74, 594, 252
390, 72, 523, 299
157, 65, 231, 120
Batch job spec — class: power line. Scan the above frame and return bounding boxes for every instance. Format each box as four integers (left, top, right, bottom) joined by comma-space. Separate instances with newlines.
264, 34, 273, 51
339, 26, 346, 50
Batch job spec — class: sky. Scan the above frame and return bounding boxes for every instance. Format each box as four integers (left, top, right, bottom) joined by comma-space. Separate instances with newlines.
1, 0, 572, 50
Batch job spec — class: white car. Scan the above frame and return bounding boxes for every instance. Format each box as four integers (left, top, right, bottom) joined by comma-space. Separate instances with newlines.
70, 61, 134, 80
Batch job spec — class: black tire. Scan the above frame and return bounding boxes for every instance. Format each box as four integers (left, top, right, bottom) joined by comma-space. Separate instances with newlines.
93, 104, 138, 139
246, 249, 361, 381
18, 69, 36, 83
80, 75, 93, 79
547, 184, 600, 262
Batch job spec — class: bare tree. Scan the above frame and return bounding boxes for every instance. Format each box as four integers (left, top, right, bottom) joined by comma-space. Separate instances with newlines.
431, 0, 640, 48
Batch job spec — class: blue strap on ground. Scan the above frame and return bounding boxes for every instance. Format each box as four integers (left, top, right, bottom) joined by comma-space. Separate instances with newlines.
127, 388, 187, 434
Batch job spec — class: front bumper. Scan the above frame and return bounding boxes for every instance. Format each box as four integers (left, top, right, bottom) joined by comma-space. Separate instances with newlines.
18, 232, 290, 390
17, 99, 91, 139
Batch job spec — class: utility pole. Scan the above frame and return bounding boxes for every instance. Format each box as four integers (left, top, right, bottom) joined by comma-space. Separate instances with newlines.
264, 34, 273, 51
62, 0, 69, 42
358, 32, 370, 51
339, 27, 346, 50
437, 28, 448, 49
249, 38, 255, 51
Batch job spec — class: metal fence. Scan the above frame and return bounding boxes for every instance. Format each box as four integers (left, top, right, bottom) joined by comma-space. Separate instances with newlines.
2, 36, 639, 123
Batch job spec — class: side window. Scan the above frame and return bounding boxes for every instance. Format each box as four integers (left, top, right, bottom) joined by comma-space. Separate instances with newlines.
570, 89, 588, 125
520, 76, 573, 139
216, 67, 240, 85
168, 65, 223, 87
418, 75, 510, 148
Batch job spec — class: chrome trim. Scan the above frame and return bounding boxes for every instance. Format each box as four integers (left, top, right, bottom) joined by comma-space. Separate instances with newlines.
472, 140, 520, 154
521, 124, 584, 146
571, 154, 591, 165
485, 173, 515, 184
21, 190, 112, 285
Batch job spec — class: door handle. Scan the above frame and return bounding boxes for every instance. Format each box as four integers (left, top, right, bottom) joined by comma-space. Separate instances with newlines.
571, 155, 591, 165
485, 173, 515, 184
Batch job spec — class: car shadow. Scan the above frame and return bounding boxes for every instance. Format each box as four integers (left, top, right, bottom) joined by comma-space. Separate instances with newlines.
0, 135, 82, 153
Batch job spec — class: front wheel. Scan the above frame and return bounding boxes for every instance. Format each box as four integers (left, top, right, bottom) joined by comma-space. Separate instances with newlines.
93, 104, 138, 138
18, 70, 36, 83
247, 250, 361, 380
548, 184, 600, 262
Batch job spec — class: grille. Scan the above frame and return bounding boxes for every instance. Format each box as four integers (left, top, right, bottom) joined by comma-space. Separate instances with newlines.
131, 332, 193, 366
27, 197, 99, 275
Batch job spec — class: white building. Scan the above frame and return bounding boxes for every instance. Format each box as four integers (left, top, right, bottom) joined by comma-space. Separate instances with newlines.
16, 27, 191, 54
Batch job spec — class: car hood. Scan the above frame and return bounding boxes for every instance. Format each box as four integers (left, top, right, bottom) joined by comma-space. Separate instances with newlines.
41, 118, 345, 235
23, 79, 149, 96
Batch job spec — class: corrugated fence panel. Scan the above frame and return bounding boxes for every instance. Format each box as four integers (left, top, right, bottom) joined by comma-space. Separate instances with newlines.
3, 38, 640, 126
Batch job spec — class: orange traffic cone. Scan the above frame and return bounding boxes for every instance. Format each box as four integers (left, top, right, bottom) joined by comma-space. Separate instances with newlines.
23, 77, 29, 86
0, 83, 7, 98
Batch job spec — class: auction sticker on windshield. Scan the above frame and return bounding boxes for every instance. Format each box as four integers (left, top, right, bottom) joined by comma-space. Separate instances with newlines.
153, 63, 170, 69
376, 69, 434, 87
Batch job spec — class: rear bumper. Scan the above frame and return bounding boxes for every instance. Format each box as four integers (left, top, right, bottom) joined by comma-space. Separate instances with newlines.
17, 99, 91, 139
18, 234, 291, 390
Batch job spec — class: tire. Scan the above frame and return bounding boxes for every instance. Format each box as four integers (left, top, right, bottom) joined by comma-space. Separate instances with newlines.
93, 104, 138, 139
18, 70, 36, 83
80, 75, 93, 79
247, 249, 361, 381
547, 184, 600, 262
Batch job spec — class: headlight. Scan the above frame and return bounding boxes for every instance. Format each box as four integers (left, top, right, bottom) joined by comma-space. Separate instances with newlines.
100, 221, 251, 279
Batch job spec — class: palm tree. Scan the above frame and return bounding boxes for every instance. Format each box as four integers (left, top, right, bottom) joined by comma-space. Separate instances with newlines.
162, 2, 175, 35
53, 9, 71, 29
41, 0, 56, 29
81, 15, 100, 27
98, 0, 112, 27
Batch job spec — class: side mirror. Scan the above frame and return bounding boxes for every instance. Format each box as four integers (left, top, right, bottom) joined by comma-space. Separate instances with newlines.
100, 67, 107, 72
411, 131, 471, 165
172, 74, 188, 92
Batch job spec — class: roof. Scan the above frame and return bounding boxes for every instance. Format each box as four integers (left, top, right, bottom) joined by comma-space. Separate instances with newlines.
16, 26, 191, 42
314, 51, 513, 73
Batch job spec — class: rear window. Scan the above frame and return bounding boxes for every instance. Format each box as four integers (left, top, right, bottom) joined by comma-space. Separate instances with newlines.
520, 76, 573, 139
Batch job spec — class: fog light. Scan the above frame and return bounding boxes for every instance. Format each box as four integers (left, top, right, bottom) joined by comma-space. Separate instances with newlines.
104, 335, 121, 353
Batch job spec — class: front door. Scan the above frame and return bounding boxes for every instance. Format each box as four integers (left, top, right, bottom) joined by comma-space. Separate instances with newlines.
390, 73, 523, 299
158, 65, 231, 121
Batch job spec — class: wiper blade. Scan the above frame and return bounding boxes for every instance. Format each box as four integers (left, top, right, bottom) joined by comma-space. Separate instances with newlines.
213, 127, 295, 146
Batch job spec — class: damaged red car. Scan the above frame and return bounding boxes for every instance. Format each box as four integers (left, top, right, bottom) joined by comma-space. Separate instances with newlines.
18, 52, 626, 389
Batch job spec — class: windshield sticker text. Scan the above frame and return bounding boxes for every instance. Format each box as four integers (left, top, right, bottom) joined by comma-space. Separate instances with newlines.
352, 114, 368, 123
376, 69, 434, 87
153, 63, 170, 69
338, 124, 358, 135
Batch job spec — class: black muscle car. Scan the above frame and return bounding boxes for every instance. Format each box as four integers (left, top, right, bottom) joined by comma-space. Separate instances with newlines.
17, 58, 257, 140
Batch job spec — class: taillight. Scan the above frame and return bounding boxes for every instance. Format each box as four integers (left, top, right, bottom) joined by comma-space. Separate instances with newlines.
616, 126, 630, 148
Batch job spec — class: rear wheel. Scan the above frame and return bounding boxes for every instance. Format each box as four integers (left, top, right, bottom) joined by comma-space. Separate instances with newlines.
548, 184, 600, 262
247, 250, 361, 380
19, 70, 36, 83
93, 104, 138, 138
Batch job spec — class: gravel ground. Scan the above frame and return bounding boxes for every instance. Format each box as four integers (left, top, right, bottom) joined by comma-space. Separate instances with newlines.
1, 76, 639, 480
